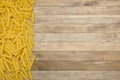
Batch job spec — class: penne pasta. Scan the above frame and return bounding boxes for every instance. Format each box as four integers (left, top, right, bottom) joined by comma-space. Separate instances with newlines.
32, 12, 35, 24
0, 39, 5, 54
29, 56, 36, 70
0, 0, 35, 79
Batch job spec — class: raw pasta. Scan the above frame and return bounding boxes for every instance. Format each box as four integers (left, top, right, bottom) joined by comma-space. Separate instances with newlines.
0, 0, 35, 80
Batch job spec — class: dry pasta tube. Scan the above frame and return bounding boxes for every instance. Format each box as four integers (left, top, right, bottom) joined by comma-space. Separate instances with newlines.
0, 0, 35, 80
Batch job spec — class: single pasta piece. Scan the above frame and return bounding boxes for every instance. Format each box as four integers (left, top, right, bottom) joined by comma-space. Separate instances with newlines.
0, 0, 35, 80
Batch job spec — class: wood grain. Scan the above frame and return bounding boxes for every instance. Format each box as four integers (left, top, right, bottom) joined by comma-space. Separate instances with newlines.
35, 7, 120, 15
33, 60, 120, 70
35, 15, 120, 24
34, 23, 120, 33
35, 0, 120, 7
34, 42, 120, 51
34, 51, 120, 61
33, 0, 120, 79
34, 33, 120, 42
33, 51, 120, 70
33, 71, 120, 80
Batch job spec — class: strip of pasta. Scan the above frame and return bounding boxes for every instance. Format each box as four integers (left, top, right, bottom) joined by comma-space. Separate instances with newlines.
0, 0, 35, 80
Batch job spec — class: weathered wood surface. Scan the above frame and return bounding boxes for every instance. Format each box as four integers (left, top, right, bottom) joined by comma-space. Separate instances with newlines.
33, 0, 120, 79
33, 60, 120, 70
34, 33, 120, 42
35, 15, 120, 24
34, 42, 120, 51
32, 71, 120, 80
35, 7, 120, 15
35, 0, 120, 7
34, 51, 120, 61
34, 23, 120, 33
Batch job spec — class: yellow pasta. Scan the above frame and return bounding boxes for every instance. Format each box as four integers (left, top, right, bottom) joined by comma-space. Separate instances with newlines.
0, 39, 5, 54
4, 61, 11, 71
32, 12, 35, 24
20, 8, 33, 11
12, 19, 21, 26
3, 58, 12, 64
1, 21, 6, 34
28, 56, 36, 70
0, 0, 35, 80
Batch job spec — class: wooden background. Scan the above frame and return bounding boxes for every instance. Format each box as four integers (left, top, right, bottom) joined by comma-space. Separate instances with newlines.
32, 0, 120, 80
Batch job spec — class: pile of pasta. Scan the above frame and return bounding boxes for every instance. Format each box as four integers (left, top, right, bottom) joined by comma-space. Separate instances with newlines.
0, 0, 35, 80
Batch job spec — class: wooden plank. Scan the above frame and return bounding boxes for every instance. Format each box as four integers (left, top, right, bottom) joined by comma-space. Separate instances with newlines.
32, 60, 120, 70
35, 15, 120, 24
35, 7, 120, 15
34, 0, 120, 77
34, 42, 120, 51
35, 0, 120, 7
34, 23, 120, 33
32, 71, 120, 80
34, 33, 120, 42
34, 51, 120, 61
